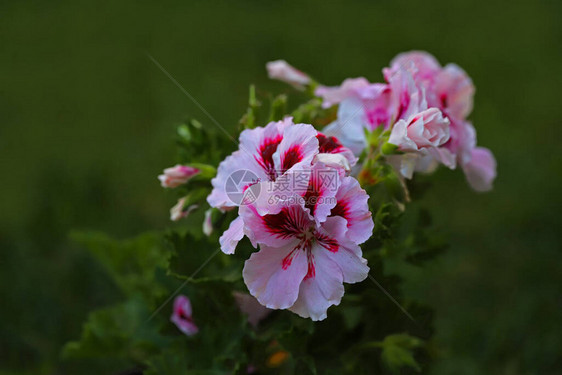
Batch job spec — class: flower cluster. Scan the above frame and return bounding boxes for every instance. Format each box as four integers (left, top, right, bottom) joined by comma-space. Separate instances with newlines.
207, 118, 373, 320
272, 51, 497, 191
159, 51, 497, 323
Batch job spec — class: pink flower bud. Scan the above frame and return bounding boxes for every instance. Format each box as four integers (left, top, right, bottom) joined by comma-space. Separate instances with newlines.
158, 165, 200, 188
202, 209, 213, 236
389, 108, 450, 152
170, 198, 197, 221
266, 60, 311, 89
170, 295, 198, 336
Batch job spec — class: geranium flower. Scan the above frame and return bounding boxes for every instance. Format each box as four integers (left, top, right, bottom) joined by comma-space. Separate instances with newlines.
389, 107, 450, 152
239, 173, 372, 321
207, 117, 318, 212
170, 295, 198, 336
209, 119, 358, 254
321, 65, 424, 156
317, 51, 496, 191
208, 118, 319, 254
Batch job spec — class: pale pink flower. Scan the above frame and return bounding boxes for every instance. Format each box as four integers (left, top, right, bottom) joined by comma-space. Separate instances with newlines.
389, 108, 450, 152
266, 60, 311, 89
232, 291, 272, 328
158, 165, 200, 188
321, 67, 424, 155
239, 173, 372, 321
462, 147, 497, 192
170, 295, 198, 336
170, 199, 197, 221
317, 51, 495, 190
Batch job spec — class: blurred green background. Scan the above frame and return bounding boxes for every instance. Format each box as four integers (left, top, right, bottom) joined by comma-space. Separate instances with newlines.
1, 0, 561, 374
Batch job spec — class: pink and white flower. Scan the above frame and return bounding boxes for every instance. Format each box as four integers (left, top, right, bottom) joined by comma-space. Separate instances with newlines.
158, 165, 200, 188
318, 51, 496, 191
321, 65, 425, 156
238, 172, 373, 321
266, 60, 311, 89
207, 117, 318, 212
209, 118, 358, 255
170, 295, 198, 336
240, 204, 371, 321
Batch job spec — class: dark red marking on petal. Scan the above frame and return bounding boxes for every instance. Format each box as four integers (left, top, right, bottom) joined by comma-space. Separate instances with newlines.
178, 308, 193, 323
316, 233, 339, 253
330, 201, 348, 219
304, 251, 315, 280
440, 93, 448, 108
263, 207, 308, 239
281, 145, 303, 173
303, 175, 322, 216
317, 133, 343, 154
255, 135, 283, 180
282, 248, 298, 270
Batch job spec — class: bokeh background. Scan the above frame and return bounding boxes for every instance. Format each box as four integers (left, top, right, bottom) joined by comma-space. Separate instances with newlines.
2, 0, 561, 374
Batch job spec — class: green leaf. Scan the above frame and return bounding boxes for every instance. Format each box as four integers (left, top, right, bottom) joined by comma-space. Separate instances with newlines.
62, 296, 169, 363
144, 344, 190, 375
70, 231, 169, 304
166, 231, 243, 283
381, 142, 401, 155
378, 333, 423, 373
269, 94, 288, 122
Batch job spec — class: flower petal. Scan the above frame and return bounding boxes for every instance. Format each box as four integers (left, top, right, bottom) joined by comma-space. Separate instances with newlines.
273, 122, 319, 175
208, 150, 260, 211
239, 205, 311, 248
219, 216, 245, 254
330, 177, 374, 244
315, 77, 371, 108
322, 98, 368, 156
463, 147, 497, 192
289, 247, 344, 321
302, 162, 340, 224
243, 244, 308, 310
